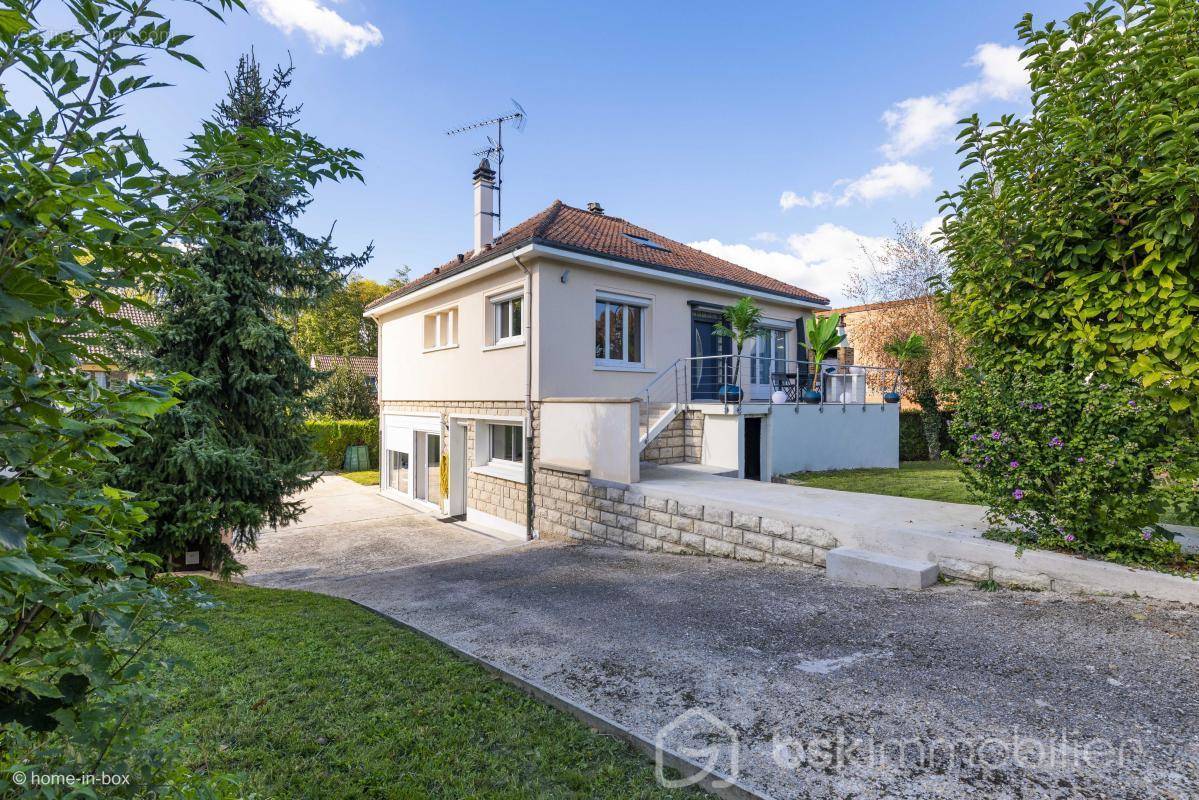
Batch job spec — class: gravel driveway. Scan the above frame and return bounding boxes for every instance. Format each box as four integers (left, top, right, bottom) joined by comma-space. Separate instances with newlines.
242, 478, 1199, 799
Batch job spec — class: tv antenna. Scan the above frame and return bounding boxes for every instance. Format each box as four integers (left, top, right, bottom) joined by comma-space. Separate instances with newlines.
446, 99, 527, 232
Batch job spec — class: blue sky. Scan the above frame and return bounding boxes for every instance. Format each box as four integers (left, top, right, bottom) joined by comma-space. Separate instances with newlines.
86, 0, 1079, 304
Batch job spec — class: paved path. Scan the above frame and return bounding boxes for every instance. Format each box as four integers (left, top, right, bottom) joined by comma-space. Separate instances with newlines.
240, 475, 520, 589
242, 475, 1199, 799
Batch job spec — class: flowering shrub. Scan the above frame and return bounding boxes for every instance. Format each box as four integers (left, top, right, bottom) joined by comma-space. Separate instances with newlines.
951, 369, 1195, 564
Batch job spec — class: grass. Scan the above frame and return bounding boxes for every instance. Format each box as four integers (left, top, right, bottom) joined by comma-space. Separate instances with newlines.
781, 460, 975, 505
339, 469, 379, 486
150, 580, 696, 800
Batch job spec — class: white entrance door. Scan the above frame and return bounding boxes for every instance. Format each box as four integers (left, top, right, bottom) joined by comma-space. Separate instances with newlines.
413, 431, 443, 507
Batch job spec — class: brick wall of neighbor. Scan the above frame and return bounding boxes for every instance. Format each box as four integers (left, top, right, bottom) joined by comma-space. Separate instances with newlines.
533, 465, 837, 564
380, 400, 538, 529
641, 411, 704, 466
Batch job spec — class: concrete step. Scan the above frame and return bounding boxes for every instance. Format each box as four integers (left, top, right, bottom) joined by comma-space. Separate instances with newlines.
826, 547, 939, 590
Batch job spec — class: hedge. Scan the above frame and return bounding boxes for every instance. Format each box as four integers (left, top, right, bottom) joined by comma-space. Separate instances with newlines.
899, 410, 955, 461
307, 418, 379, 472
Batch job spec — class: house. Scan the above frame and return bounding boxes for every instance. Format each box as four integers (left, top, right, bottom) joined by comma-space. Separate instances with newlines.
309, 354, 378, 390
79, 303, 156, 387
364, 160, 899, 539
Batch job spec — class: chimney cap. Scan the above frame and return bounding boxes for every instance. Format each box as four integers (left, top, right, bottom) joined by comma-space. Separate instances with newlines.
473, 158, 496, 182
587, 202, 604, 215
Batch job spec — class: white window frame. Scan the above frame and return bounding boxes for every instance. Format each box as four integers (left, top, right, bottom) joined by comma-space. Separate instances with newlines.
487, 288, 524, 348
471, 417, 526, 482
594, 291, 649, 369
423, 307, 458, 352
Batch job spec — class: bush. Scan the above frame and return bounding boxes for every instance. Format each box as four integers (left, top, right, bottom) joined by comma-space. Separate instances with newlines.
899, 411, 954, 461
950, 369, 1195, 564
311, 360, 377, 419
308, 419, 380, 471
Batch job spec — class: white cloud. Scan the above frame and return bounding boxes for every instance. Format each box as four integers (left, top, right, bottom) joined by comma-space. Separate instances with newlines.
780, 161, 931, 211
780, 190, 833, 210
690, 223, 886, 306
751, 231, 782, 243
250, 0, 383, 58
836, 162, 932, 206
919, 215, 945, 240
881, 43, 1027, 159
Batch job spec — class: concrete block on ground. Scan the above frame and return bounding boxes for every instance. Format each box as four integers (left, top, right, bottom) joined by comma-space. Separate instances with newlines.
826, 547, 939, 590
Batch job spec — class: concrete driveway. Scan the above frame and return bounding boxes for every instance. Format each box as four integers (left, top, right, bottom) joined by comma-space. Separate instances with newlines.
241, 477, 1198, 798
240, 475, 521, 589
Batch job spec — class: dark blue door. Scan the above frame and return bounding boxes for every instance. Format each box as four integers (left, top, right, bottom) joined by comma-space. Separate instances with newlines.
691, 316, 729, 401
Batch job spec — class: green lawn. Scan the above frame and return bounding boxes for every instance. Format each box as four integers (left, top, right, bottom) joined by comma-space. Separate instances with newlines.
782, 461, 975, 505
151, 580, 696, 799
339, 469, 379, 486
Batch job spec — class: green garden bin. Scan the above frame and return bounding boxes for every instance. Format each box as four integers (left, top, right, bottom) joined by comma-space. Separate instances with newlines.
343, 444, 370, 472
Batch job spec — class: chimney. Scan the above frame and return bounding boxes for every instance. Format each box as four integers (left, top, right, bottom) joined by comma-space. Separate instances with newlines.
473, 158, 496, 253
587, 201, 604, 215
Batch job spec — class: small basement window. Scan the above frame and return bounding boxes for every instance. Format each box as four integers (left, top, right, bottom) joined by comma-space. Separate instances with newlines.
423, 308, 457, 351
622, 232, 670, 252
489, 423, 524, 466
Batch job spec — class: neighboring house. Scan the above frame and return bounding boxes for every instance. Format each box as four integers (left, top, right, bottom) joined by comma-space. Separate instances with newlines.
365, 160, 900, 539
309, 354, 378, 390
79, 303, 156, 387
824, 297, 949, 409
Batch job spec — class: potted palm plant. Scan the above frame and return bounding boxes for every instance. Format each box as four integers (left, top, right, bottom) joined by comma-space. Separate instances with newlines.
882, 333, 928, 403
713, 297, 762, 403
803, 315, 845, 403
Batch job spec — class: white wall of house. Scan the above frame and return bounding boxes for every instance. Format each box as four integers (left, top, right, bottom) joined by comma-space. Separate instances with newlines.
540, 399, 639, 484
374, 264, 536, 402
767, 404, 899, 474
534, 256, 816, 400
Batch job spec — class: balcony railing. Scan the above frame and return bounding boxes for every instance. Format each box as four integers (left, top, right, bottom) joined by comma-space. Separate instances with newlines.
640, 355, 901, 415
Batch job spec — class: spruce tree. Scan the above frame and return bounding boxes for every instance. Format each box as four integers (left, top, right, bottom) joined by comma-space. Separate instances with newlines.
119, 54, 371, 572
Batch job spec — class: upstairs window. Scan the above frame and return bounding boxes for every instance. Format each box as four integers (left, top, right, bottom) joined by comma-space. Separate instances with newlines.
490, 290, 523, 345
595, 293, 647, 367
423, 308, 457, 351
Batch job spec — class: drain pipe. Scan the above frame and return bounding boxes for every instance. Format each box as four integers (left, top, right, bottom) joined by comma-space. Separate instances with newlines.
513, 253, 536, 540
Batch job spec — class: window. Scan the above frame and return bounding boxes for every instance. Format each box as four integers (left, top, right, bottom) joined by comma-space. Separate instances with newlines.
490, 291, 523, 344
595, 294, 647, 367
489, 423, 523, 465
388, 450, 409, 493
622, 232, 670, 252
423, 308, 457, 351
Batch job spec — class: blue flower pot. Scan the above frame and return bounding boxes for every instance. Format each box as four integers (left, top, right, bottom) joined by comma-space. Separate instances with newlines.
883, 391, 901, 404
802, 389, 822, 404
718, 384, 742, 402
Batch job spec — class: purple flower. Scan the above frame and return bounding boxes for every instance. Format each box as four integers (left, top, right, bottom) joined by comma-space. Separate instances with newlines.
1049, 436, 1063, 448
1064, 533, 1076, 543
1009, 460, 1019, 469
1012, 489, 1025, 500
1128, 400, 1138, 409
970, 433, 981, 442
1142, 530, 1153, 541
984, 456, 992, 464
1076, 457, 1085, 463
1032, 402, 1045, 411
991, 431, 1002, 440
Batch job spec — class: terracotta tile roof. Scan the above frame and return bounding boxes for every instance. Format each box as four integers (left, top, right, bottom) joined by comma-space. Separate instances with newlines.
310, 354, 378, 379
113, 304, 157, 328
825, 296, 932, 316
365, 201, 829, 311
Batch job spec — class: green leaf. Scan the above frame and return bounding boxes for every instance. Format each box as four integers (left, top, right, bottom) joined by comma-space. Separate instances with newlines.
0, 556, 59, 584
0, 508, 29, 551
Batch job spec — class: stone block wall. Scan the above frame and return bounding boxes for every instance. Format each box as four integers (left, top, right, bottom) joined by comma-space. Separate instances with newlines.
641, 410, 704, 466
533, 465, 836, 565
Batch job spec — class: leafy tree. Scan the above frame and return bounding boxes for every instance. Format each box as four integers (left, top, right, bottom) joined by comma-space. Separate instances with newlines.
117, 54, 370, 573
713, 296, 762, 396
845, 221, 966, 459
803, 315, 845, 391
0, 0, 302, 793
311, 359, 377, 419
292, 274, 401, 357
939, 1, 1199, 424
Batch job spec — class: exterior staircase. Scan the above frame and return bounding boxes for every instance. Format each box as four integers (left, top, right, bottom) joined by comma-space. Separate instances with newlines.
638, 400, 680, 452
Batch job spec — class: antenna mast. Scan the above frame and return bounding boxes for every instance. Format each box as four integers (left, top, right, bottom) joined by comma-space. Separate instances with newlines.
446, 100, 527, 232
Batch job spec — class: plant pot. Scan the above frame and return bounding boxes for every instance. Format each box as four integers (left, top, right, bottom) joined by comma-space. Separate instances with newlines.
718, 384, 742, 402
882, 391, 901, 404
771, 390, 789, 405
802, 389, 822, 404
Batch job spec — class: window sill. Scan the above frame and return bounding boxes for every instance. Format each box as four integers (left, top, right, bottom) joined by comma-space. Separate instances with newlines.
471, 463, 525, 483
482, 338, 525, 352
422, 344, 459, 354
594, 363, 654, 373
